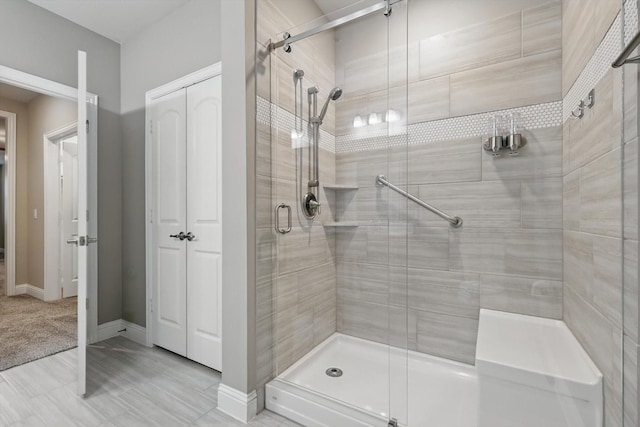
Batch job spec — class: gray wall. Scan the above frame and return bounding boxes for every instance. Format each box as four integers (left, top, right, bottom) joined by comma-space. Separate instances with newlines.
120, 0, 222, 326
0, 1, 122, 323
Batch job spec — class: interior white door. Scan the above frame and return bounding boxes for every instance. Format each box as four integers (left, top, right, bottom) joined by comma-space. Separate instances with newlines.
76, 50, 88, 396
152, 88, 188, 356
61, 136, 79, 298
185, 76, 222, 370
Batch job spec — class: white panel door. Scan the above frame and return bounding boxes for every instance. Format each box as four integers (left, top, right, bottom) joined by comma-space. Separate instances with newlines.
76, 51, 88, 396
61, 136, 78, 298
185, 76, 222, 370
152, 89, 188, 357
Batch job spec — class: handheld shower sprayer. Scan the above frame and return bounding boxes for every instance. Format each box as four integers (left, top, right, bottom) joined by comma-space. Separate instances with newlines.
302, 86, 343, 219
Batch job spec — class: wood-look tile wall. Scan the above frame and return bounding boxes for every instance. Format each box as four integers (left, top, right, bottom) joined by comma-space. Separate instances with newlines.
562, 1, 627, 425
336, 1, 562, 137
331, 1, 564, 366
255, 0, 338, 409
335, 126, 563, 365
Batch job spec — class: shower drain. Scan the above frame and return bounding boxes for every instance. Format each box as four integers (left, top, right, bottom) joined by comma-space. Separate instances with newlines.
325, 367, 343, 377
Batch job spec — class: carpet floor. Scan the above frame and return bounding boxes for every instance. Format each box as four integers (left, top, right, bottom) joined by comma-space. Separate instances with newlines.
0, 261, 77, 371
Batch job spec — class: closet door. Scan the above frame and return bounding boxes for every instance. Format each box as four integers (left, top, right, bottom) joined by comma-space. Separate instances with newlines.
186, 76, 223, 370
152, 89, 188, 356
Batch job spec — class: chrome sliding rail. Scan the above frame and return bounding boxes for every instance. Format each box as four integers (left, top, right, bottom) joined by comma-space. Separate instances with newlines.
269, 0, 399, 52
613, 31, 640, 67
376, 174, 463, 228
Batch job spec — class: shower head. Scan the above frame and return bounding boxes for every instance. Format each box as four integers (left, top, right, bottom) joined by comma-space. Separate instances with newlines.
318, 87, 342, 123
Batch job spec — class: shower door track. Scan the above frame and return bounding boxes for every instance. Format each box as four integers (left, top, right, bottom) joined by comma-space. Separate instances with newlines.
269, 0, 402, 52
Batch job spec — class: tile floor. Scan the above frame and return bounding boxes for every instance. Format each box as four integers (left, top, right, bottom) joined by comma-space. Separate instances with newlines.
0, 336, 299, 427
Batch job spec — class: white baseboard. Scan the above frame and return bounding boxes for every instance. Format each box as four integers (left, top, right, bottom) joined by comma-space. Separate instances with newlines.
121, 320, 147, 346
97, 319, 147, 346
15, 283, 44, 300
218, 384, 258, 423
97, 319, 123, 342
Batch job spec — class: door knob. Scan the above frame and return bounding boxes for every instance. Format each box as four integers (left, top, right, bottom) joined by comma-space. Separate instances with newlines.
66, 235, 79, 246
170, 232, 186, 241
185, 232, 196, 241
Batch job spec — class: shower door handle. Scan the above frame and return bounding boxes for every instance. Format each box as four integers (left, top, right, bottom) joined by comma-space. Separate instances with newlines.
275, 203, 292, 234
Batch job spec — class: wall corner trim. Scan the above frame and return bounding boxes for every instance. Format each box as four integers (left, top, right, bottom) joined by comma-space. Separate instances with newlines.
15, 284, 45, 300
217, 383, 258, 423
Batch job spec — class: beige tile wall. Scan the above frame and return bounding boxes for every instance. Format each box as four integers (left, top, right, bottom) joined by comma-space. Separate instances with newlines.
335, 125, 564, 364
332, 1, 564, 365
336, 1, 562, 136
562, 0, 627, 424
255, 0, 338, 410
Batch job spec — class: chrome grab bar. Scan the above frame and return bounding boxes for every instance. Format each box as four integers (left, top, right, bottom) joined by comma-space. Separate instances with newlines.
613, 31, 640, 67
376, 174, 463, 228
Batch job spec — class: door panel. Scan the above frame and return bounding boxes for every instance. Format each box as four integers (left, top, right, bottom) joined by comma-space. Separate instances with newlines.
186, 76, 222, 370
152, 89, 188, 356
76, 50, 87, 396
61, 137, 78, 298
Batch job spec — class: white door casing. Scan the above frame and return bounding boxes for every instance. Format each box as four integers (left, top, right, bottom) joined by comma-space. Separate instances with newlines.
186, 75, 222, 370
151, 88, 188, 357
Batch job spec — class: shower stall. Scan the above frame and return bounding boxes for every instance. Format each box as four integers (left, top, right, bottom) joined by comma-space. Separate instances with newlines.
254, 0, 638, 425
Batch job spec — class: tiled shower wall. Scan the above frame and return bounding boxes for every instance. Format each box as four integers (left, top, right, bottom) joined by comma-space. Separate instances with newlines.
561, 0, 633, 426
255, 0, 338, 408
333, 1, 564, 365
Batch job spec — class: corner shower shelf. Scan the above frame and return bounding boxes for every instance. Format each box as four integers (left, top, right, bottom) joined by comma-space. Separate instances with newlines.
322, 221, 359, 228
323, 184, 359, 191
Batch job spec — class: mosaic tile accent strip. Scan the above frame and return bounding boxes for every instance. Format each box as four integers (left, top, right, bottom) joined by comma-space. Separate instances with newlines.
563, 12, 623, 122
257, 96, 336, 153
336, 101, 562, 153
625, 0, 639, 46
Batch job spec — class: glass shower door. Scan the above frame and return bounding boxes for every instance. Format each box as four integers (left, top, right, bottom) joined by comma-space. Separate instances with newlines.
259, 1, 411, 425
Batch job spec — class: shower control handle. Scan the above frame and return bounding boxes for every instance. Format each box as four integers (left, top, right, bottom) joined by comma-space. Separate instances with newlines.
308, 199, 321, 215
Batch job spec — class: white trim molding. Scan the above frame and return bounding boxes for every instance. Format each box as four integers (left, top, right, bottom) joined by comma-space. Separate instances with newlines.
217, 384, 258, 423
96, 319, 148, 346
121, 320, 147, 346
15, 284, 45, 300
0, 110, 17, 298
97, 319, 123, 342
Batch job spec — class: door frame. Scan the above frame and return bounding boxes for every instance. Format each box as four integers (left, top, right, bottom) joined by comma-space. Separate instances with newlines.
0, 65, 99, 344
43, 122, 77, 301
144, 62, 222, 347
0, 109, 16, 297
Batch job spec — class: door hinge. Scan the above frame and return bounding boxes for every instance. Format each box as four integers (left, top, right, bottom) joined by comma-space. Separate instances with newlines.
150, 298, 153, 313
86, 210, 90, 221
388, 419, 398, 427
86, 298, 89, 310
150, 120, 153, 134
86, 119, 89, 134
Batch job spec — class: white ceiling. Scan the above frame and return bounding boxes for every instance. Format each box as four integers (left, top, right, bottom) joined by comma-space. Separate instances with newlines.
314, 0, 379, 17
27, 0, 190, 44
0, 83, 40, 104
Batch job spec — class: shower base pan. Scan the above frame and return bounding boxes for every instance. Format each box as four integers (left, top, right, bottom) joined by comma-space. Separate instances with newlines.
265, 333, 477, 427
